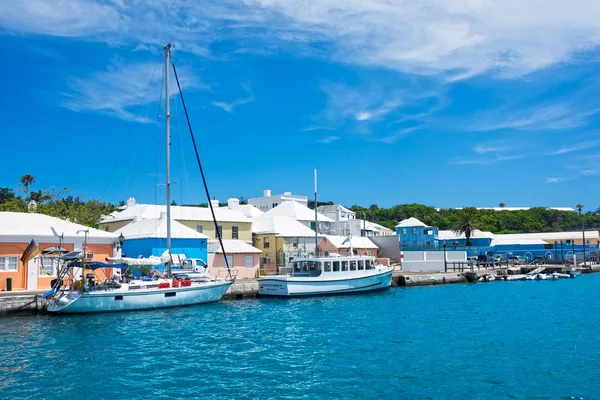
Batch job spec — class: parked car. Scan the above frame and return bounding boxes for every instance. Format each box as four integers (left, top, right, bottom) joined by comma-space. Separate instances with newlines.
508, 256, 526, 265
467, 256, 478, 266
492, 255, 503, 266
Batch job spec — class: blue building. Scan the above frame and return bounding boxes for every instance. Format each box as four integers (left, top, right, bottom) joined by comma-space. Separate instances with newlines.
116, 215, 209, 263
396, 217, 439, 249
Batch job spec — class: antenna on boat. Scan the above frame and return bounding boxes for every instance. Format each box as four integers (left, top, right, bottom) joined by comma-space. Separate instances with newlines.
164, 43, 173, 279
314, 169, 318, 256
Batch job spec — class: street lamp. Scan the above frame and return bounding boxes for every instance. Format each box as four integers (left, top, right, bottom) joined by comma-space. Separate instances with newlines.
443, 241, 447, 272
118, 233, 125, 249
554, 240, 558, 261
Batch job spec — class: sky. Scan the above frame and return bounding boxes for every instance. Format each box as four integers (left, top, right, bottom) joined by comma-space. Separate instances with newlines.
1, 0, 600, 210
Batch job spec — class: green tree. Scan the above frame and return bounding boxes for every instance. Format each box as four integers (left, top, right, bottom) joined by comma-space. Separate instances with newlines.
20, 174, 35, 201
452, 208, 481, 246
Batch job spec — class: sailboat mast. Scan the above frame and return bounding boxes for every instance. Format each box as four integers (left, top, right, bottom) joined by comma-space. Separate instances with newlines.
165, 43, 172, 278
314, 169, 318, 256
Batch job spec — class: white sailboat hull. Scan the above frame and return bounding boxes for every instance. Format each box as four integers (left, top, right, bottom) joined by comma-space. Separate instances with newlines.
258, 267, 394, 297
47, 281, 231, 313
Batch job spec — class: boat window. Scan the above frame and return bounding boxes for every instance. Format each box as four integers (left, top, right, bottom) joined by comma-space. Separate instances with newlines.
366, 259, 375, 270
294, 262, 301, 273
342, 261, 348, 271
333, 261, 340, 272
324, 261, 331, 272
350, 260, 357, 271
315, 262, 322, 272
358, 260, 364, 270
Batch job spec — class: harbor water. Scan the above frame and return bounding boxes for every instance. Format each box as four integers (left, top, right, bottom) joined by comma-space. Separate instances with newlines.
1, 275, 599, 399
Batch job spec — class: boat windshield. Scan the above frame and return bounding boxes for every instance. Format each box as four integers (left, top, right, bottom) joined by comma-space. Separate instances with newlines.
292, 261, 322, 277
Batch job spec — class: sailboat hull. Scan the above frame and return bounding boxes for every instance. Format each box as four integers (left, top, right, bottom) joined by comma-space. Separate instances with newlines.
47, 282, 231, 313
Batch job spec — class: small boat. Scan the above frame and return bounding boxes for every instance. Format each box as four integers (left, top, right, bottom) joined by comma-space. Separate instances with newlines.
551, 272, 574, 279
478, 275, 496, 282
505, 274, 527, 281
258, 255, 394, 297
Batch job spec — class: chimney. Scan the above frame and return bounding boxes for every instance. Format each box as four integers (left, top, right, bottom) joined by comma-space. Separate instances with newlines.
228, 197, 240, 210
263, 189, 271, 197
127, 197, 136, 208
283, 191, 291, 196
210, 199, 219, 208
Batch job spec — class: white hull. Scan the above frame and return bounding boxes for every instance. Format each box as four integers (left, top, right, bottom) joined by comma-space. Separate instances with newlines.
258, 267, 394, 297
47, 281, 231, 313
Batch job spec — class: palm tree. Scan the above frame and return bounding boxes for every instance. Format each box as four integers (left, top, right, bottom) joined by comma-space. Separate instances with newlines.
452, 208, 481, 247
576, 204, 583, 214
499, 202, 505, 209
20, 174, 35, 200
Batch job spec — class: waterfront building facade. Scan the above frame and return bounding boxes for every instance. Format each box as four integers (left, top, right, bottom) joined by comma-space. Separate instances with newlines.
100, 198, 252, 242
319, 235, 379, 257
208, 240, 262, 280
0, 212, 117, 291
396, 217, 439, 249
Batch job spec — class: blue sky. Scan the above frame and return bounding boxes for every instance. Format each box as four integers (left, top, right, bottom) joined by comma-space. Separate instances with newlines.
1, 1, 600, 210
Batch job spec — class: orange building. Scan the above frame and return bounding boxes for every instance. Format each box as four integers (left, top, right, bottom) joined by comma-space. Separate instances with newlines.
0, 212, 117, 291
208, 240, 262, 280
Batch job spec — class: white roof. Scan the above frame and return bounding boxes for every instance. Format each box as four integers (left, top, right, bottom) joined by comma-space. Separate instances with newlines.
100, 204, 250, 224
363, 220, 393, 233
491, 237, 548, 246
494, 231, 599, 242
396, 217, 428, 227
317, 204, 355, 215
208, 240, 262, 254
324, 235, 378, 249
236, 204, 264, 218
438, 229, 496, 240
0, 212, 117, 244
263, 201, 333, 222
252, 215, 319, 237
114, 216, 208, 240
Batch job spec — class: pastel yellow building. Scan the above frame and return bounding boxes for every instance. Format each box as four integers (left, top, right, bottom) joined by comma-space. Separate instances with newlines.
100, 198, 252, 242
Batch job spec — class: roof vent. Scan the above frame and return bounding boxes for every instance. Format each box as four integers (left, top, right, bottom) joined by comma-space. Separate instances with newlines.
264, 189, 271, 197
127, 197, 136, 208
210, 199, 219, 208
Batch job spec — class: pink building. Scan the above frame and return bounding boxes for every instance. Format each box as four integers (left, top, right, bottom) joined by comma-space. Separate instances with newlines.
208, 240, 262, 280
319, 235, 379, 257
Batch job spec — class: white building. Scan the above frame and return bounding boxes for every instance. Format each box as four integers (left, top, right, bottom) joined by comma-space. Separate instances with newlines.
248, 190, 308, 212
261, 201, 333, 233
318, 204, 393, 237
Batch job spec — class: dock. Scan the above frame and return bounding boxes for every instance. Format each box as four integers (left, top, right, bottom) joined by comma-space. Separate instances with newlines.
1, 265, 599, 316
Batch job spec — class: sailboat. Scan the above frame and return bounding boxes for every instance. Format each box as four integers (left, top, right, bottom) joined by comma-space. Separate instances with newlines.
257, 170, 395, 297
46, 44, 232, 313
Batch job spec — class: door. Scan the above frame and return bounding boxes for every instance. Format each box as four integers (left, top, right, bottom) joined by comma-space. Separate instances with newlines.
27, 259, 38, 290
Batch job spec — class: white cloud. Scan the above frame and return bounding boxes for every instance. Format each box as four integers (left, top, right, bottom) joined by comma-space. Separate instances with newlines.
62, 59, 201, 120
474, 144, 505, 154
545, 177, 567, 183
302, 126, 336, 132
211, 84, 254, 113
317, 136, 339, 144
550, 140, 600, 155
4, 1, 600, 78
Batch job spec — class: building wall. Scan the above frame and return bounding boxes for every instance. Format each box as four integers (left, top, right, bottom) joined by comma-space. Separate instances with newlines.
253, 234, 319, 270
248, 195, 308, 212
401, 250, 467, 272
178, 220, 252, 242
122, 237, 208, 262
100, 219, 133, 233
208, 253, 259, 279
0, 242, 114, 291
397, 226, 439, 247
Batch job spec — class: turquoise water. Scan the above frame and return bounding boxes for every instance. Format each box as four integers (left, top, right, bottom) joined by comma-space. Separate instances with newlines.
1, 275, 599, 400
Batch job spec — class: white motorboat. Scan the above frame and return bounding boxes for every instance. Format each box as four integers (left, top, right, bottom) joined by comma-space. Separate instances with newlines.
478, 275, 496, 282
551, 272, 574, 279
46, 44, 233, 313
258, 255, 394, 297
505, 274, 527, 281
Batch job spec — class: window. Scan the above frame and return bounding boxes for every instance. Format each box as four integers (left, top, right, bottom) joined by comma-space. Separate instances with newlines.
0, 257, 18, 271
324, 261, 331, 272
402, 228, 407, 235
39, 257, 57, 276
217, 226, 223, 238
366, 259, 375, 270
226, 255, 233, 267
324, 251, 329, 256
264, 237, 270, 249
333, 261, 340, 272
232, 226, 239, 240
367, 250, 372, 256
358, 260, 364, 270
196, 225, 203, 233
104, 226, 109, 232
292, 237, 299, 248
85, 253, 94, 259
245, 256, 254, 267
341, 261, 348, 271
412, 228, 417, 234
350, 260, 357, 271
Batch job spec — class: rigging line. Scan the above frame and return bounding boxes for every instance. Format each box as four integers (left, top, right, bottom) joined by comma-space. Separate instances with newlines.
100, 58, 162, 202
172, 80, 190, 206
171, 60, 232, 279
